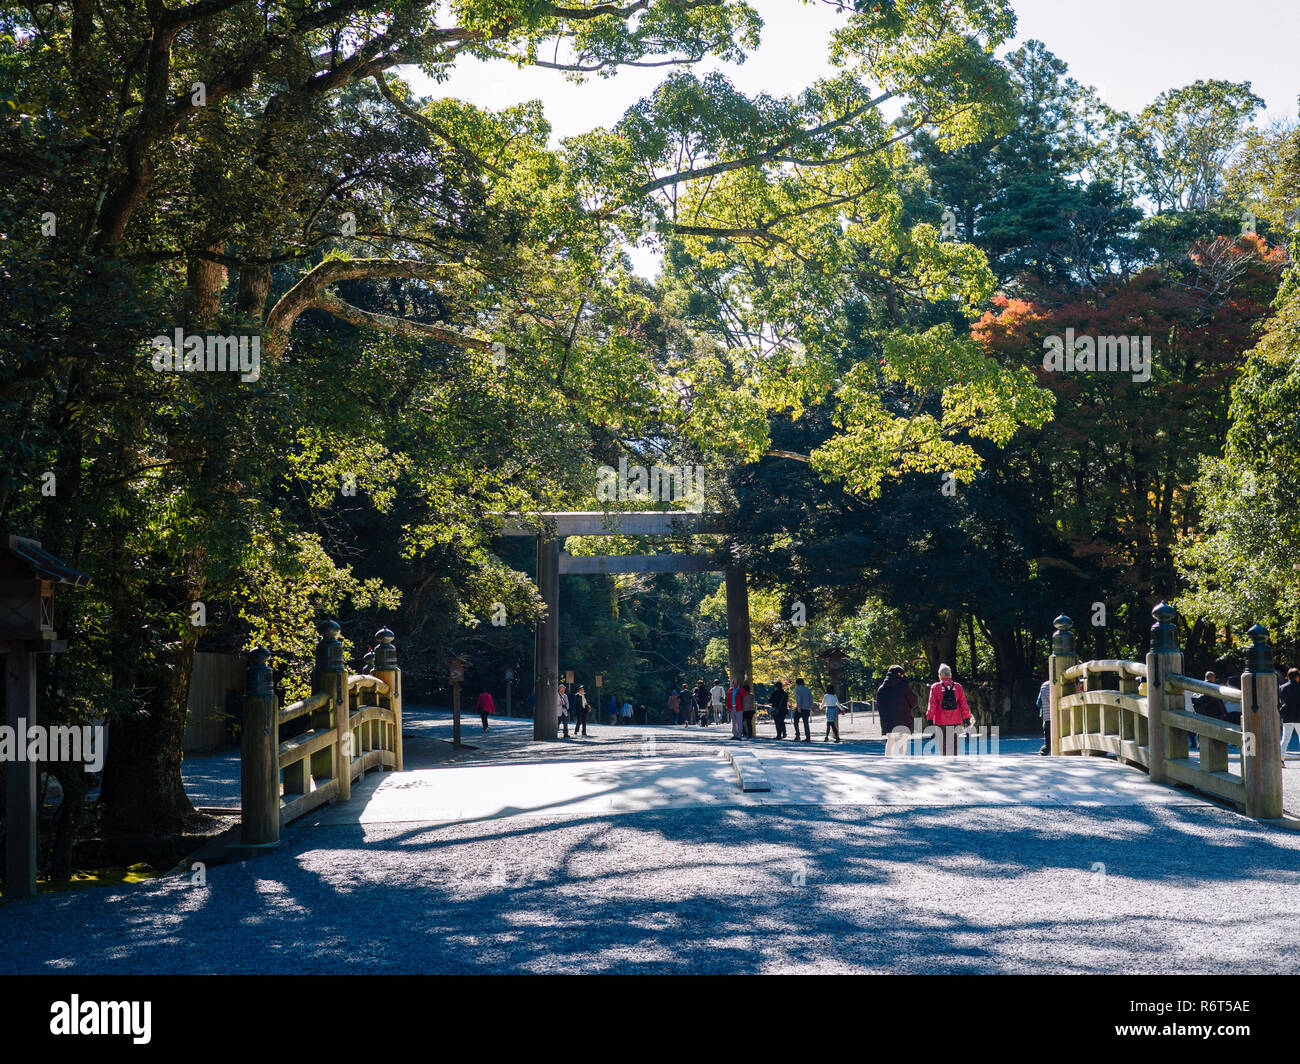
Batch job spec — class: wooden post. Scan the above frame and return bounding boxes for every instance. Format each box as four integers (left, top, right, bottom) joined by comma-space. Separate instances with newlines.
1145, 602, 1180, 785
241, 647, 279, 847
725, 565, 753, 689
313, 619, 348, 802
373, 628, 402, 771
1048, 615, 1076, 757
1242, 623, 1282, 819
4, 647, 38, 897
534, 537, 559, 741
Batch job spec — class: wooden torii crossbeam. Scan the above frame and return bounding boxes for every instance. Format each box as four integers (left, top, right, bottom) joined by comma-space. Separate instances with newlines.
499, 512, 751, 740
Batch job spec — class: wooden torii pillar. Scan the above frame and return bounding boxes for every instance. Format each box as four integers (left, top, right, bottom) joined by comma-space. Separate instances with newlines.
502, 512, 743, 741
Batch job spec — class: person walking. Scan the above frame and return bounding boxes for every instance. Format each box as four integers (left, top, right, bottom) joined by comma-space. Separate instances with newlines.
694, 679, 711, 726
571, 683, 590, 737
621, 699, 633, 726
605, 693, 618, 726
667, 688, 680, 726
1035, 676, 1052, 755
926, 664, 971, 756
792, 679, 813, 742
557, 683, 570, 739
1281, 668, 1300, 757
821, 687, 841, 742
726, 679, 745, 740
741, 684, 757, 738
876, 666, 918, 756
710, 678, 726, 725
769, 680, 790, 739
476, 689, 496, 732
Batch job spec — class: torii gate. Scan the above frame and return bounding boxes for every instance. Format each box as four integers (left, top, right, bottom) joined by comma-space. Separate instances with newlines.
501, 512, 752, 740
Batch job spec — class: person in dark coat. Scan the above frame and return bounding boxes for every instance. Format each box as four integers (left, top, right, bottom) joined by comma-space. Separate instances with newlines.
694, 680, 711, 726
571, 684, 590, 737
769, 680, 790, 739
1191, 670, 1229, 721
876, 666, 918, 756
1280, 668, 1300, 756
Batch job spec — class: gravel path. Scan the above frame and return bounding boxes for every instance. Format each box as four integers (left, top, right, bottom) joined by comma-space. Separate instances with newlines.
4, 801, 1300, 974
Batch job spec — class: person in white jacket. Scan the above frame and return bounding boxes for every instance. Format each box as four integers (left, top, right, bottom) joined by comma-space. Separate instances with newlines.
820, 689, 842, 743
557, 683, 570, 739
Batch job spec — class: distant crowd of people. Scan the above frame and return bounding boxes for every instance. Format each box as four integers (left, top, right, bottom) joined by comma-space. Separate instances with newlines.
469, 659, 1300, 756
483, 665, 979, 752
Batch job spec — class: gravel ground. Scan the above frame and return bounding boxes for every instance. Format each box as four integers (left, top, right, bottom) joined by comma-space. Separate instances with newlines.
3, 801, 1300, 974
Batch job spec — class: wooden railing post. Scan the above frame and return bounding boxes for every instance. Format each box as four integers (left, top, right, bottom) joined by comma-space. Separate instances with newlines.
313, 618, 349, 802
1145, 602, 1181, 784
1242, 623, 1282, 819
1048, 615, 1076, 756
374, 627, 403, 771
241, 647, 279, 847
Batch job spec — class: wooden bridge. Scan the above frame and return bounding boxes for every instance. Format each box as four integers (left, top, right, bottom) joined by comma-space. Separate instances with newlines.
235, 601, 1287, 850
238, 620, 403, 850
1049, 603, 1283, 819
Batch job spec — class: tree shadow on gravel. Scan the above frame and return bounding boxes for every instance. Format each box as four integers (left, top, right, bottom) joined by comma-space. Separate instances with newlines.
3, 802, 1300, 974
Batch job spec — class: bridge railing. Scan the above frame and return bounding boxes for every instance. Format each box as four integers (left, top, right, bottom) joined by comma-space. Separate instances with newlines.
241, 620, 403, 848
1050, 604, 1281, 819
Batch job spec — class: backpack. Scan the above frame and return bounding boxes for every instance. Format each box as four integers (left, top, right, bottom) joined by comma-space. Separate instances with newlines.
940, 682, 957, 711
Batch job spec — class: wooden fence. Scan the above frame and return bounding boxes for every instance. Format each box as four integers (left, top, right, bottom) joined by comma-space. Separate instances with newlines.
240, 620, 403, 848
1050, 602, 1282, 819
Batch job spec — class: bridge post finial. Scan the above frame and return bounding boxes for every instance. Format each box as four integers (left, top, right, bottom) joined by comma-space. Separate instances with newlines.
373, 627, 403, 771
1144, 602, 1182, 784
1149, 601, 1180, 654
241, 646, 279, 848
1242, 622, 1282, 819
1047, 615, 1077, 757
312, 618, 348, 801
1245, 623, 1273, 675
1051, 614, 1075, 657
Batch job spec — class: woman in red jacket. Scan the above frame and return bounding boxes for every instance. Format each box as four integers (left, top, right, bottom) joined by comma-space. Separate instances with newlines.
476, 689, 496, 732
926, 664, 971, 756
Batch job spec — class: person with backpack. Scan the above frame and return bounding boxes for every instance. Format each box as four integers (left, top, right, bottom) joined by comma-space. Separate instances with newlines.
1036, 677, 1052, 755
769, 680, 790, 739
792, 679, 813, 742
876, 666, 918, 756
926, 664, 971, 756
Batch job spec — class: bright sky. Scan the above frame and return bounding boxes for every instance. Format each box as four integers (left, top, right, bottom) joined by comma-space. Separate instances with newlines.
411, 0, 1300, 136
405, 0, 1299, 274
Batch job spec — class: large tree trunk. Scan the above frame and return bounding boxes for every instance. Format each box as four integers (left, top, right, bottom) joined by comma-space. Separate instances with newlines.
99, 539, 205, 834
99, 635, 198, 833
